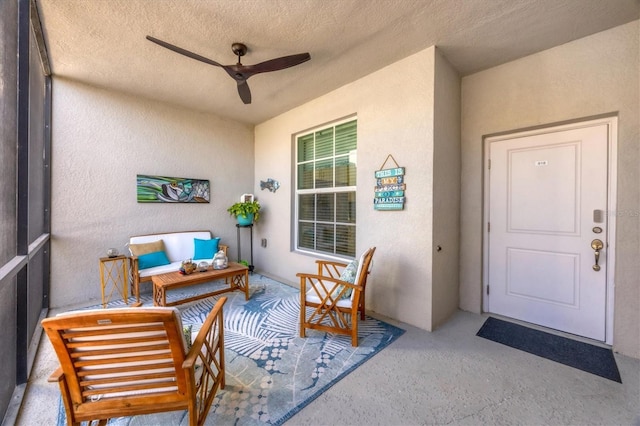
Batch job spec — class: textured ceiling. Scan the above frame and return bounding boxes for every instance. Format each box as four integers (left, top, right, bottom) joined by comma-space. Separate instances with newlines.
36, 0, 639, 125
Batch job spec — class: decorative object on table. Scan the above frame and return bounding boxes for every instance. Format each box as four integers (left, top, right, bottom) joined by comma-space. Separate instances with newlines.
179, 259, 197, 275
260, 178, 280, 193
212, 250, 228, 270
240, 193, 254, 203
374, 154, 405, 211
106, 247, 119, 258
197, 261, 210, 272
136, 174, 210, 203
227, 198, 261, 225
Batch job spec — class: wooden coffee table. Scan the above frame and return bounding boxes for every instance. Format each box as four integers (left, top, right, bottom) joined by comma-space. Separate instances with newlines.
151, 262, 249, 307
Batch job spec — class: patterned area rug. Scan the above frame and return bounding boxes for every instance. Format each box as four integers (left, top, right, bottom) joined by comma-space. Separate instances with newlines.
57, 275, 405, 425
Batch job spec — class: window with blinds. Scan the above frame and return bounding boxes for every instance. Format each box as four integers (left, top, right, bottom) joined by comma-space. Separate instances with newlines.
296, 118, 357, 257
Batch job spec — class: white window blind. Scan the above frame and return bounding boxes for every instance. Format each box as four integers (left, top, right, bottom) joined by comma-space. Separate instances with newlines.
296, 119, 357, 257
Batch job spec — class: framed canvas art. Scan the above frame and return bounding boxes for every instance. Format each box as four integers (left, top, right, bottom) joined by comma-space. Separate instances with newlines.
137, 175, 210, 203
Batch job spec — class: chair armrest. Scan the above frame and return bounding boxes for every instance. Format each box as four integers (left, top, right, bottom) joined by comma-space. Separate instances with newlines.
183, 297, 227, 423
183, 297, 226, 368
48, 367, 64, 383
315, 260, 348, 267
315, 260, 348, 278
297, 273, 361, 301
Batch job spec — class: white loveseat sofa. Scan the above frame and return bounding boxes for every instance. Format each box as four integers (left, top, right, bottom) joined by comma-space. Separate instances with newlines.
129, 230, 227, 304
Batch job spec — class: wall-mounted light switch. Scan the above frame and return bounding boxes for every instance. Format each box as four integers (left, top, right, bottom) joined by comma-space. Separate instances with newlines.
261, 238, 267, 248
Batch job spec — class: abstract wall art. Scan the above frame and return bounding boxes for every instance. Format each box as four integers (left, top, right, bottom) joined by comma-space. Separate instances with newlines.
137, 174, 210, 203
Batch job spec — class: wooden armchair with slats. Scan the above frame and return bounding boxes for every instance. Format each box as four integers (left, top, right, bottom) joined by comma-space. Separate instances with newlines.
41, 297, 226, 426
297, 247, 376, 346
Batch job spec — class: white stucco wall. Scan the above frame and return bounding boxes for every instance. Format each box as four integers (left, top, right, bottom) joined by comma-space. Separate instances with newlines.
460, 21, 639, 357
431, 49, 461, 328
50, 79, 254, 307
47, 21, 638, 357
254, 48, 438, 331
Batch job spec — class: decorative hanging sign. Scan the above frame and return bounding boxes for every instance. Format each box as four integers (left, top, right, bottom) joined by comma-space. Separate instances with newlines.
374, 154, 405, 210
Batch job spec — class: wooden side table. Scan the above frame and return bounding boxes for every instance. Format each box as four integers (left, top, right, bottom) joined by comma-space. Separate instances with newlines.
99, 255, 130, 307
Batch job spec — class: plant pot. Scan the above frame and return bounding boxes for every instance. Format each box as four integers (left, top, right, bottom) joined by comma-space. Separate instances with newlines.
237, 213, 254, 226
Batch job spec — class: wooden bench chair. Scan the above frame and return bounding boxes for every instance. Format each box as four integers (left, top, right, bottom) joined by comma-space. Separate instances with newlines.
297, 247, 376, 346
41, 297, 227, 426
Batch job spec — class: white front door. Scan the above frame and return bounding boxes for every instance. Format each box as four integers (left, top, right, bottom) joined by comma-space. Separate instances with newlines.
487, 122, 610, 341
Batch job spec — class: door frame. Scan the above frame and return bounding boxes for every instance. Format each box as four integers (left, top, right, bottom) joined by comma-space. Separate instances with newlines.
482, 115, 618, 344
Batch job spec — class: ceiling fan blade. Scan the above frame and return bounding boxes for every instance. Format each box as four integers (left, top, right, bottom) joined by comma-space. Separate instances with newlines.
241, 53, 311, 77
146, 35, 223, 68
148, 38, 309, 105
237, 80, 252, 104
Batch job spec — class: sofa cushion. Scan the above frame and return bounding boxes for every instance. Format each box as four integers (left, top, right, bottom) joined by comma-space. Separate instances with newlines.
130, 231, 211, 263
193, 237, 220, 260
306, 286, 353, 308
138, 251, 171, 270
138, 261, 183, 278
129, 240, 165, 257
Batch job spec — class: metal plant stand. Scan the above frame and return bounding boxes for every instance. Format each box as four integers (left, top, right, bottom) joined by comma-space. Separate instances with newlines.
236, 223, 254, 274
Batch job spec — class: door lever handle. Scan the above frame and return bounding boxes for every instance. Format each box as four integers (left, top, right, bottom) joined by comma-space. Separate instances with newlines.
591, 239, 603, 271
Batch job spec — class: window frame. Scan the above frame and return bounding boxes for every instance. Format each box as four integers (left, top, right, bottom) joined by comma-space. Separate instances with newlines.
294, 117, 357, 259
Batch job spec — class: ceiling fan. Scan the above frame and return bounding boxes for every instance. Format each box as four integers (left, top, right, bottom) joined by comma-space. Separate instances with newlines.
146, 36, 311, 104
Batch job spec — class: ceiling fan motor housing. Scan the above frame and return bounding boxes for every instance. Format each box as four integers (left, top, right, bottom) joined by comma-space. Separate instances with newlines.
231, 43, 247, 57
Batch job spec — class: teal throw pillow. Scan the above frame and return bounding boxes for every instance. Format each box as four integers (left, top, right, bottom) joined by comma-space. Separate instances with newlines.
193, 238, 220, 260
340, 259, 359, 284
333, 259, 359, 299
138, 250, 170, 270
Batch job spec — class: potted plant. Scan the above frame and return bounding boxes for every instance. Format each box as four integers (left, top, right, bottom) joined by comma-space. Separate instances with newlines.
227, 200, 261, 225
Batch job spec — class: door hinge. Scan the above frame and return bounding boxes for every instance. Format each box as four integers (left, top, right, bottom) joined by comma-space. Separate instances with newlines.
488, 159, 491, 169
486, 285, 490, 295
487, 222, 490, 232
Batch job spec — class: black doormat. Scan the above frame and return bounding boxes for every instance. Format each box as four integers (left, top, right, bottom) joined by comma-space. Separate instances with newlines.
477, 317, 621, 383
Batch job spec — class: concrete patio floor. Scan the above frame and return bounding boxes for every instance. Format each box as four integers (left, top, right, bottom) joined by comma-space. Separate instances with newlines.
15, 301, 640, 425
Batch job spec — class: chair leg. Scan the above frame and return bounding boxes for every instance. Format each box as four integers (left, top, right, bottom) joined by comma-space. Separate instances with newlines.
351, 311, 358, 346
300, 292, 306, 338
130, 275, 141, 306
